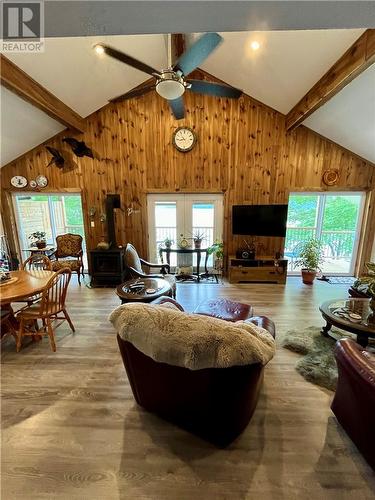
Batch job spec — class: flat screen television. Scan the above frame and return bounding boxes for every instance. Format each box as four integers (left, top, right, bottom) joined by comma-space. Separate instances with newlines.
232, 204, 288, 237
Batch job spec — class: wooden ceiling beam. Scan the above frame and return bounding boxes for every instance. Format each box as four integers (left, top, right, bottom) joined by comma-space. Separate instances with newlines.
170, 33, 186, 66
286, 29, 375, 131
0, 55, 85, 133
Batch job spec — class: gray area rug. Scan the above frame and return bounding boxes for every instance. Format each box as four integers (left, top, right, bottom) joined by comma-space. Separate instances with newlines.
281, 326, 338, 391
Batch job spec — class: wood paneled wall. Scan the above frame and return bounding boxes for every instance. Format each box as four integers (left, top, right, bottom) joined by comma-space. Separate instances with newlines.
1, 71, 374, 272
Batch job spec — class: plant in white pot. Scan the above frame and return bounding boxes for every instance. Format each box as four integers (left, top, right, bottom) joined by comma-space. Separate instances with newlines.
294, 239, 324, 285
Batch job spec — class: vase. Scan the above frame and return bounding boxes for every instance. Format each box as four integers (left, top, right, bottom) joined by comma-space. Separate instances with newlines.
194, 240, 202, 249
301, 269, 316, 285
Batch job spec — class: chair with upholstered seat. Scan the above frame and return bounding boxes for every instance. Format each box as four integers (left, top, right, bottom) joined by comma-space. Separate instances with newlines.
51, 234, 84, 285
125, 243, 176, 298
15, 268, 74, 352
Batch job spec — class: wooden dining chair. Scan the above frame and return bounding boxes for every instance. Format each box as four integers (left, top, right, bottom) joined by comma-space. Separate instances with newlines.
1, 309, 17, 342
15, 268, 75, 352
17, 254, 53, 306
21, 254, 52, 271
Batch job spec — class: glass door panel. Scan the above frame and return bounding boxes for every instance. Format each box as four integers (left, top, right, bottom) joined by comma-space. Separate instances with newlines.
320, 195, 362, 274
192, 202, 215, 267
14, 193, 87, 267
285, 192, 364, 276
154, 201, 177, 267
285, 194, 319, 271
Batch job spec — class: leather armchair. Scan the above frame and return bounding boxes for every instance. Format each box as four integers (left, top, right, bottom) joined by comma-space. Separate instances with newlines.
117, 296, 275, 446
331, 339, 375, 470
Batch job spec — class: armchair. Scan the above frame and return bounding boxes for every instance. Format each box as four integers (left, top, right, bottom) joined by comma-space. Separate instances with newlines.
331, 338, 375, 470
51, 234, 84, 285
124, 243, 176, 298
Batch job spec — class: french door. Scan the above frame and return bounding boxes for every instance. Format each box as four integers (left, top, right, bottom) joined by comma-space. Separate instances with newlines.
285, 192, 365, 275
147, 193, 224, 267
13, 192, 87, 266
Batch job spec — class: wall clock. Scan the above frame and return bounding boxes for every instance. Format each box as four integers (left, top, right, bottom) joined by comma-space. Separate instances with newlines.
10, 175, 28, 188
172, 127, 197, 152
36, 175, 48, 188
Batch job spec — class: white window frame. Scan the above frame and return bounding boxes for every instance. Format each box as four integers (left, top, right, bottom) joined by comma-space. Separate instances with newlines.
147, 193, 224, 264
286, 191, 366, 276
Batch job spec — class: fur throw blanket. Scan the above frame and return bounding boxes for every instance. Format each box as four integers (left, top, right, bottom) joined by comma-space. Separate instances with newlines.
109, 303, 275, 370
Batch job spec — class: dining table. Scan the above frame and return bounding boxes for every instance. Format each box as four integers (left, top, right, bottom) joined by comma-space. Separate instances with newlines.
0, 270, 54, 305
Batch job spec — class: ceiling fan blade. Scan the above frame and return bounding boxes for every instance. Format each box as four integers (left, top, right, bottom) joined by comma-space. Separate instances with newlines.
173, 33, 222, 76
168, 97, 185, 120
99, 44, 161, 77
110, 84, 155, 103
187, 79, 242, 99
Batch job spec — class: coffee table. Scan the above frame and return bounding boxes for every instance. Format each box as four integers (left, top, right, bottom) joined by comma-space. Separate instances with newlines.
319, 298, 375, 347
116, 277, 172, 304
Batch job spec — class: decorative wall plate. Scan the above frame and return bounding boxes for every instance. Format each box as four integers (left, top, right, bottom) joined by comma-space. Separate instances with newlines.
322, 169, 339, 186
10, 175, 27, 188
36, 175, 48, 188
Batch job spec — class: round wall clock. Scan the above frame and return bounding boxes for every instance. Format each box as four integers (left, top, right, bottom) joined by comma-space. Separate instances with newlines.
172, 127, 197, 152
36, 175, 48, 188
10, 175, 28, 188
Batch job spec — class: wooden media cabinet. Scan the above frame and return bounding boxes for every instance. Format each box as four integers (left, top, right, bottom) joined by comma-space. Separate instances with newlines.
229, 256, 288, 284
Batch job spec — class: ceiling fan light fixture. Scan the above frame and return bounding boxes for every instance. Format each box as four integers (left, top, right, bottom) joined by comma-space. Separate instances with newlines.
156, 71, 185, 100
94, 43, 105, 55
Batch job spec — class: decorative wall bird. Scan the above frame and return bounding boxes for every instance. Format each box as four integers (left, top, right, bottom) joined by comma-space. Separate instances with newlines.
46, 146, 65, 168
63, 138, 95, 159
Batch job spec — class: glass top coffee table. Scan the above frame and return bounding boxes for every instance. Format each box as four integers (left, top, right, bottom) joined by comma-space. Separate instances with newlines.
116, 277, 172, 304
319, 298, 375, 347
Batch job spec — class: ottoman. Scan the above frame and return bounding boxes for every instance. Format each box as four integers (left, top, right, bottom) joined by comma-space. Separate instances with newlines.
193, 298, 253, 322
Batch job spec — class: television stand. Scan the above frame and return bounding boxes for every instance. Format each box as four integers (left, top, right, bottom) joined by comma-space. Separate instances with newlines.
229, 256, 288, 284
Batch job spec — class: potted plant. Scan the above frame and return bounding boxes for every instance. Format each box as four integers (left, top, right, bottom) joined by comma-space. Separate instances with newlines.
207, 241, 224, 270
294, 238, 324, 285
192, 231, 206, 249
163, 237, 173, 249
29, 231, 47, 249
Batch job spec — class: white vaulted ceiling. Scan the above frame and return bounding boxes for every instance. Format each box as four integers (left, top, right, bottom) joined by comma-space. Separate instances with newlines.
304, 64, 375, 163
1, 29, 374, 166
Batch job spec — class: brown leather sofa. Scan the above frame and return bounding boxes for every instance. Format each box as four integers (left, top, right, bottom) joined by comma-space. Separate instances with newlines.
331, 339, 375, 470
117, 296, 275, 446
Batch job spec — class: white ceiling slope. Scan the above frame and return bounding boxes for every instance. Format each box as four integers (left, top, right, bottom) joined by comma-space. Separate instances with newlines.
197, 30, 364, 114
6, 34, 168, 118
304, 64, 375, 164
0, 87, 64, 166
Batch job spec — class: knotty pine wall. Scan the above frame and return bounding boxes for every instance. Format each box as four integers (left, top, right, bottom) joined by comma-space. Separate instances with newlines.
1, 72, 374, 272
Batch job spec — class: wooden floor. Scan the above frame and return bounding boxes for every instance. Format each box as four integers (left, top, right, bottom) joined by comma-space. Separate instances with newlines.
1, 277, 375, 499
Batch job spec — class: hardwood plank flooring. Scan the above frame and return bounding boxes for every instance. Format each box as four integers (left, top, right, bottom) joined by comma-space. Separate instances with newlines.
1, 277, 375, 499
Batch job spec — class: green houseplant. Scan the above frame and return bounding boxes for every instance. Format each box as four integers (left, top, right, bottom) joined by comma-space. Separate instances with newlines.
294, 238, 324, 285
29, 231, 47, 249
163, 237, 174, 248
207, 241, 224, 271
192, 231, 206, 249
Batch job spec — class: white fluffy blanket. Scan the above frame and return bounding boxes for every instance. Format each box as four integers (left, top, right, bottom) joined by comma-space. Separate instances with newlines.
109, 303, 275, 370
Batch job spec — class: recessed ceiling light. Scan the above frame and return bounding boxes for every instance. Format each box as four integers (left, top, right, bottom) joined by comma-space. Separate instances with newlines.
250, 41, 260, 51
94, 44, 105, 55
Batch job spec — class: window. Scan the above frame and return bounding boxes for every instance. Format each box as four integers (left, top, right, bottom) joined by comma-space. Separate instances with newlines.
13, 193, 87, 267
285, 192, 365, 275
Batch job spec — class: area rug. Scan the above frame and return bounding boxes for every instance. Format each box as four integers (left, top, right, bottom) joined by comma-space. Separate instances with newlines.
326, 276, 356, 285
281, 326, 338, 391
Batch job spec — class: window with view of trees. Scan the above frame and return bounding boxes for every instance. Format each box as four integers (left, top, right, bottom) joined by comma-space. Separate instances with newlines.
285, 193, 364, 275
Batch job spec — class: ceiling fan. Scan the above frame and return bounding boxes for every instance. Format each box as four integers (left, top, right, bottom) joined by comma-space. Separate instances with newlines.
94, 33, 242, 120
